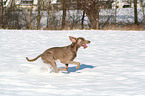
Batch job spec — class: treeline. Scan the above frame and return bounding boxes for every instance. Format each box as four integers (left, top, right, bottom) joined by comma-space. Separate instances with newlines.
0, 0, 145, 30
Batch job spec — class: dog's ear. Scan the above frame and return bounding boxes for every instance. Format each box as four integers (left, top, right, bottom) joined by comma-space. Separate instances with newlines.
69, 36, 76, 42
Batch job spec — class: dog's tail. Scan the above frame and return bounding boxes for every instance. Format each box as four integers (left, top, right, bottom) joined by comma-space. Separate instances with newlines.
26, 54, 42, 62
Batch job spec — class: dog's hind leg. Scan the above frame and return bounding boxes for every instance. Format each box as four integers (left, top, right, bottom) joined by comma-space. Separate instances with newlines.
41, 54, 58, 73
43, 61, 58, 73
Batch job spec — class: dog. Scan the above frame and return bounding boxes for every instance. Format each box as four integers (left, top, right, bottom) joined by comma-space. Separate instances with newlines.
26, 36, 90, 73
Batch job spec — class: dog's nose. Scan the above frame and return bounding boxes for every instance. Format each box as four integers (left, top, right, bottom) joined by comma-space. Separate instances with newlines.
87, 40, 91, 44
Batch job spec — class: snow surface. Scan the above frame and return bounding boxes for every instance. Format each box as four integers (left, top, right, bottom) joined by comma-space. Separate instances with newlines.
1, 30, 145, 96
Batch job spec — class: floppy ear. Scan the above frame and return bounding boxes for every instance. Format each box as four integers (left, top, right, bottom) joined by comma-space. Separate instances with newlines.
69, 36, 77, 43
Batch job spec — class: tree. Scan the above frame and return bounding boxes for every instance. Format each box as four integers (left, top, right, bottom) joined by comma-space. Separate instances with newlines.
46, 1, 51, 29
140, 0, 145, 29
134, 0, 138, 24
0, 0, 4, 28
115, 0, 117, 25
29, 0, 34, 29
81, 11, 85, 29
62, 0, 66, 29
77, 0, 100, 29
37, 0, 41, 30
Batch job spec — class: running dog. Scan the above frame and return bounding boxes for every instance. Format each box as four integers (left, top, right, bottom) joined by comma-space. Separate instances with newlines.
26, 36, 90, 73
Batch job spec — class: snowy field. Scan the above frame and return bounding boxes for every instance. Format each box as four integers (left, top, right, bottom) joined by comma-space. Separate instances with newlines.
1, 30, 145, 96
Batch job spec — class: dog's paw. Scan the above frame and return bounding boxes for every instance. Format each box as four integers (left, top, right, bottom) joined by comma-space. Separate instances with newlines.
59, 68, 68, 71
76, 64, 80, 69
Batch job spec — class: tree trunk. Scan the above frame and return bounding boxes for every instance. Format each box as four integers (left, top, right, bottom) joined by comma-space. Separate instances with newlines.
37, 0, 41, 30
82, 0, 99, 29
115, 0, 117, 25
85, 7, 99, 29
11, 0, 15, 7
86, 13, 98, 29
0, 0, 4, 28
96, 0, 99, 29
134, 0, 138, 24
62, 0, 66, 30
140, 0, 145, 29
81, 11, 85, 29
46, 1, 51, 30
46, 11, 49, 29
29, 0, 34, 29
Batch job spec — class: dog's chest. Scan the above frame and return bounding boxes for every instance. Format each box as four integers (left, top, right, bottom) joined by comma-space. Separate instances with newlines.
55, 50, 76, 63
61, 50, 76, 60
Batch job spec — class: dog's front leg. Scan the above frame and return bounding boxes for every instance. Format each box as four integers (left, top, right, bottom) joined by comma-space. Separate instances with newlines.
68, 61, 80, 69
58, 64, 68, 71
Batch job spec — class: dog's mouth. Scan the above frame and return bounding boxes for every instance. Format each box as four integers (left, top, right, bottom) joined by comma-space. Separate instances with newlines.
82, 43, 88, 49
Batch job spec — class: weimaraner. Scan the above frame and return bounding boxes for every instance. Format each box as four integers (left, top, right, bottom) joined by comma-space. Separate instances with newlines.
26, 36, 90, 73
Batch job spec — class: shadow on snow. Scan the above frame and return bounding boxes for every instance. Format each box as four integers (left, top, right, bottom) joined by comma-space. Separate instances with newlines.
61, 64, 96, 74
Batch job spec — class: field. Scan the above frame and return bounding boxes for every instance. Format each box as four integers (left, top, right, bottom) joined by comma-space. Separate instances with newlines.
0, 30, 145, 96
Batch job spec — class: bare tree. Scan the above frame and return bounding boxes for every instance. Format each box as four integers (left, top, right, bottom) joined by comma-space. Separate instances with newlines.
81, 11, 85, 29
0, 0, 4, 28
77, 0, 100, 29
37, 0, 41, 29
115, 0, 117, 25
29, 0, 34, 29
46, 1, 51, 30
134, 0, 138, 24
140, 0, 145, 29
62, 0, 66, 29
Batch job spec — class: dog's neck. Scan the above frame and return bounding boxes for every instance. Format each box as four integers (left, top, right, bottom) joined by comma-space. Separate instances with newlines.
70, 42, 80, 53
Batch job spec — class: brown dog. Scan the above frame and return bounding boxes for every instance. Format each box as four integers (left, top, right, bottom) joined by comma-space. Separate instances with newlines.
26, 36, 90, 73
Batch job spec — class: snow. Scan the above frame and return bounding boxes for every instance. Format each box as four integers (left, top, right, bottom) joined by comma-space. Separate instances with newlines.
1, 30, 145, 96
5, 0, 10, 7
51, 0, 57, 4
33, 0, 38, 5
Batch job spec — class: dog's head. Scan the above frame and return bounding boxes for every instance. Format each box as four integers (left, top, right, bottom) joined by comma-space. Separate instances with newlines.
69, 36, 91, 49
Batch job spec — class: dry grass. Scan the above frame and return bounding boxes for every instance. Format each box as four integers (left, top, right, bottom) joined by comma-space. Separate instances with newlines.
103, 24, 145, 31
